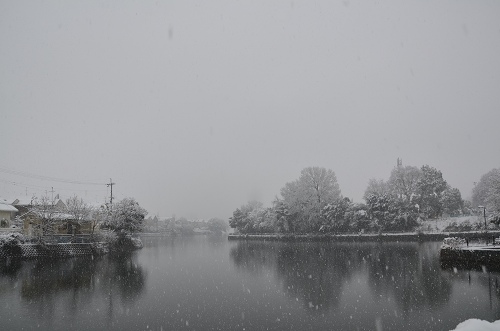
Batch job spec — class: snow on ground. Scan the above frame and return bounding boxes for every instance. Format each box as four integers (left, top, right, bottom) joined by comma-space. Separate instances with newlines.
418, 216, 483, 232
451, 318, 500, 331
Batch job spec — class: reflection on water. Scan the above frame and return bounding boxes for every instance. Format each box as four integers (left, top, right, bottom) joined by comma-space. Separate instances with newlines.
230, 242, 452, 312
0, 253, 145, 330
364, 243, 451, 313
1, 237, 500, 330
230, 240, 500, 330
231, 242, 353, 312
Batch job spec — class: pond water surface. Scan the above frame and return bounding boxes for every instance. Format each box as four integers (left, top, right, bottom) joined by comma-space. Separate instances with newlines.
0, 236, 499, 330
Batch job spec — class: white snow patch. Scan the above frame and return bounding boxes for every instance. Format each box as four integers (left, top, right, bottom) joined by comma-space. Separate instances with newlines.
451, 319, 500, 331
419, 216, 482, 232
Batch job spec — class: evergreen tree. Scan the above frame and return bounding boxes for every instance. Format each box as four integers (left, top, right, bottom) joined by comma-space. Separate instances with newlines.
416, 165, 448, 219
441, 187, 464, 216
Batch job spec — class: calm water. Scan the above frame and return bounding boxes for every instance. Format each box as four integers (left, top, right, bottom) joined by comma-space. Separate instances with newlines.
1, 236, 499, 330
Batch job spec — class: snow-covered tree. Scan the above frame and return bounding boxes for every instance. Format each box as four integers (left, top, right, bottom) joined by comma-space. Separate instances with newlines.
280, 167, 341, 232
363, 178, 389, 201
229, 208, 247, 232
416, 165, 448, 218
65, 195, 94, 229
441, 187, 464, 216
321, 197, 351, 232
387, 165, 421, 202
365, 193, 391, 227
273, 199, 294, 233
29, 195, 59, 239
365, 193, 419, 232
229, 201, 276, 234
343, 203, 370, 232
472, 168, 500, 212
104, 198, 147, 237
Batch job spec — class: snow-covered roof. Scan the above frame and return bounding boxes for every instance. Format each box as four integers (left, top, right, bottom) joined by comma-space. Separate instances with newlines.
12, 198, 34, 206
0, 197, 17, 205
27, 211, 74, 220
89, 201, 107, 209
52, 212, 74, 220
0, 203, 18, 212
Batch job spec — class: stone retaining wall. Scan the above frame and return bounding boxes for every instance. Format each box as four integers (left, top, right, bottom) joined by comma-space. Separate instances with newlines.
228, 231, 500, 242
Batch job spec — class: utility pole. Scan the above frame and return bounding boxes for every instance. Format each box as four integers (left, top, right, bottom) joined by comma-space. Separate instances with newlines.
107, 178, 115, 207
50, 187, 55, 204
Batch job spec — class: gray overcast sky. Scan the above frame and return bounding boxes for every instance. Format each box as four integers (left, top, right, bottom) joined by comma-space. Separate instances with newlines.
1, 1, 500, 219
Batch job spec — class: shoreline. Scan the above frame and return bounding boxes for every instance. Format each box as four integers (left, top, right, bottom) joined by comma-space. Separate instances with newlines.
228, 231, 500, 242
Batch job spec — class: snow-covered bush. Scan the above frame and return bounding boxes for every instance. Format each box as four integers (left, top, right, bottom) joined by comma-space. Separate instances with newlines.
0, 232, 25, 245
101, 198, 147, 237
0, 232, 25, 256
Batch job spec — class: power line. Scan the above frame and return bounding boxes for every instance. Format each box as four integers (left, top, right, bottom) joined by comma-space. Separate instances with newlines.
0, 178, 50, 190
0, 178, 107, 193
0, 166, 106, 185
0, 179, 109, 203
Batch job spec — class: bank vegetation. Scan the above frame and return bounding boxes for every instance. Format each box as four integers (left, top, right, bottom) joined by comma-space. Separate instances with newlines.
229, 165, 500, 235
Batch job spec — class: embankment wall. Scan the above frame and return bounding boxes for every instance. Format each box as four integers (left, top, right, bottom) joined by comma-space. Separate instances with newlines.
228, 231, 500, 242
0, 243, 107, 259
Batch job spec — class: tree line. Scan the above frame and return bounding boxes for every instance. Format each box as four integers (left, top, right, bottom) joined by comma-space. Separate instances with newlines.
230, 165, 500, 234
